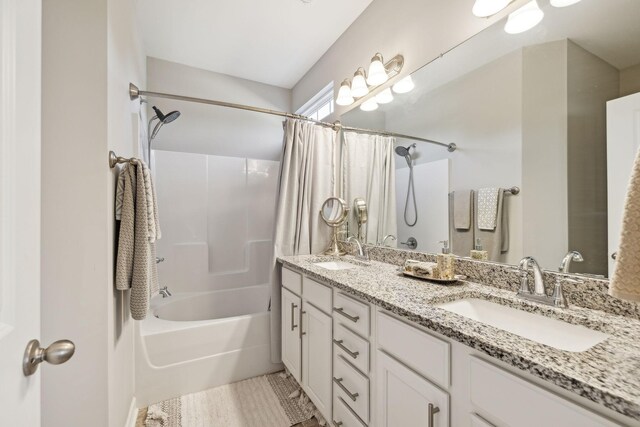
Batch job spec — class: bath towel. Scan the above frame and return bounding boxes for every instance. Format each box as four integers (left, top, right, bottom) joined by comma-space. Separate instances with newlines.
115, 161, 161, 242
449, 191, 475, 257
610, 148, 640, 302
453, 190, 472, 230
115, 160, 160, 320
477, 188, 500, 231
474, 189, 509, 262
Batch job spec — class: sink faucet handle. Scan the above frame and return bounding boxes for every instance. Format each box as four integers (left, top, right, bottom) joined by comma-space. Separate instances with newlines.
509, 268, 530, 295
551, 281, 568, 308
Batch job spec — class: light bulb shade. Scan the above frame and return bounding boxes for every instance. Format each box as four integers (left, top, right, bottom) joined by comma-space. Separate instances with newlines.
392, 76, 415, 94
360, 99, 378, 112
550, 0, 581, 6
472, 0, 511, 17
336, 80, 354, 106
367, 54, 389, 86
351, 69, 369, 98
504, 0, 544, 34
375, 88, 394, 104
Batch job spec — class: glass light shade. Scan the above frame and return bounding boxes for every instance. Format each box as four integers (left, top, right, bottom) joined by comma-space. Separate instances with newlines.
351, 69, 369, 98
375, 88, 394, 104
550, 0, 581, 6
392, 76, 415, 94
367, 55, 389, 86
360, 98, 379, 112
336, 80, 354, 106
504, 0, 544, 34
472, 0, 511, 17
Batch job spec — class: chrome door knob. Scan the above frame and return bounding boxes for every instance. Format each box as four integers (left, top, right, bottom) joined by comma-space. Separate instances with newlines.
23, 339, 75, 376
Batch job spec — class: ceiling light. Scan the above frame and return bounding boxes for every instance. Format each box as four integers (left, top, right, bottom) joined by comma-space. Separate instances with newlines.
504, 0, 544, 34
367, 53, 389, 86
550, 0, 581, 6
472, 0, 511, 17
375, 88, 394, 104
392, 76, 415, 94
336, 79, 354, 106
351, 68, 369, 98
360, 99, 379, 112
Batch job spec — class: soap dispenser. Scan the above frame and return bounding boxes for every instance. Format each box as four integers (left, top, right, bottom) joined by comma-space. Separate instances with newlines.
437, 240, 455, 280
470, 238, 489, 261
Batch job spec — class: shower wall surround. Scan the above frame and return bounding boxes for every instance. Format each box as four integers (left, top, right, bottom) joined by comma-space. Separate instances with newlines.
154, 149, 278, 294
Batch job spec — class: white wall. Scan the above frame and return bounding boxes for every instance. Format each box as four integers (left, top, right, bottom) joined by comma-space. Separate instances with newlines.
42, 0, 145, 425
154, 150, 278, 296
292, 0, 529, 115
146, 57, 292, 161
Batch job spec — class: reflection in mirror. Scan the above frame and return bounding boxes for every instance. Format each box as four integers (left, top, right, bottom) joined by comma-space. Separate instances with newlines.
320, 197, 349, 256
353, 198, 368, 240
341, 0, 640, 277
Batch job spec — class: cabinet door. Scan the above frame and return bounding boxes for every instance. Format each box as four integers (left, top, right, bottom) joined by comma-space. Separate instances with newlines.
377, 351, 450, 427
282, 287, 301, 382
302, 302, 333, 422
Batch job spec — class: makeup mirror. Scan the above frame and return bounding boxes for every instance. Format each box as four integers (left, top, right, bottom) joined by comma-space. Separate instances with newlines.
320, 197, 349, 255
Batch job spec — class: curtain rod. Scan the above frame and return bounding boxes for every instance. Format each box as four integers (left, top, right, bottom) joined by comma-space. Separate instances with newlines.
129, 83, 457, 152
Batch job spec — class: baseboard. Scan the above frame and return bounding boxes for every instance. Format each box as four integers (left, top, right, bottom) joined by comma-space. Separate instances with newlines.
125, 397, 138, 427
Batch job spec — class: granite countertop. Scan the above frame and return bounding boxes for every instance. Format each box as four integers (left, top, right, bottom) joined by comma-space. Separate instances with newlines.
278, 254, 640, 421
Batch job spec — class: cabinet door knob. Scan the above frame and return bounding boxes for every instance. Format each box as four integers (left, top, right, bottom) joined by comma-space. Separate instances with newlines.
333, 339, 359, 359
290, 303, 298, 331
333, 377, 359, 401
333, 307, 360, 323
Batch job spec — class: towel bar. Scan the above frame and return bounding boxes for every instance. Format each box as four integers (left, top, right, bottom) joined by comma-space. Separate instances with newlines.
109, 151, 135, 168
505, 186, 520, 195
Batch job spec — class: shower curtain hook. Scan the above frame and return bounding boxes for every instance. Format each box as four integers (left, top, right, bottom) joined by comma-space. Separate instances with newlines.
332, 121, 343, 132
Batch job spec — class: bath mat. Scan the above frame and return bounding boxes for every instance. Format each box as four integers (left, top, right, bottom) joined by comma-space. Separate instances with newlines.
145, 371, 318, 427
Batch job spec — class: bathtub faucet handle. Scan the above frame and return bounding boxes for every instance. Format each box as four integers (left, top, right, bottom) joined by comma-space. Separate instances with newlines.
159, 286, 172, 298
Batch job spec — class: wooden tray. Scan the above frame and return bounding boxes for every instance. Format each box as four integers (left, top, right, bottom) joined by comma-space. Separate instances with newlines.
401, 269, 466, 284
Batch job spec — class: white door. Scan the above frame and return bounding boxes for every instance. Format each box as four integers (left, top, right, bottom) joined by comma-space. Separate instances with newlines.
281, 287, 301, 382
376, 351, 450, 427
607, 92, 640, 275
1, 0, 41, 424
301, 302, 332, 422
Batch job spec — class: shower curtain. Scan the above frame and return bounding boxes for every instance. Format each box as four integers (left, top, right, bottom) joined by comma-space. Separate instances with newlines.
343, 131, 397, 245
270, 119, 339, 363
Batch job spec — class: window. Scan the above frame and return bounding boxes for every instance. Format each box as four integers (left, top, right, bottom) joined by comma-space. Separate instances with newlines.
297, 81, 335, 121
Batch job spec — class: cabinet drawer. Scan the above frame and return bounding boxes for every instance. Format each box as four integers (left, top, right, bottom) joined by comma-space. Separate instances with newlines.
469, 357, 618, 427
377, 311, 450, 389
334, 322, 369, 375
333, 292, 370, 338
282, 267, 302, 295
303, 276, 332, 314
334, 354, 370, 423
333, 396, 366, 427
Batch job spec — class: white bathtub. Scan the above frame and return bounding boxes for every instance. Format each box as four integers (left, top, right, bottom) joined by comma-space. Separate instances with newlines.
135, 285, 283, 406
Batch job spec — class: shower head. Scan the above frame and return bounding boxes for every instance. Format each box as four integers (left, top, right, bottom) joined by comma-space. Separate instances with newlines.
152, 106, 181, 124
395, 143, 416, 166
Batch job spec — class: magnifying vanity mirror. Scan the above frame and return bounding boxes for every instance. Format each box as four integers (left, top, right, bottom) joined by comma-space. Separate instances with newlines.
320, 197, 349, 256
341, 0, 640, 278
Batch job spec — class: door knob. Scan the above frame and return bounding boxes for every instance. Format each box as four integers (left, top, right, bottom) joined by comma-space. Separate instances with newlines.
23, 339, 75, 376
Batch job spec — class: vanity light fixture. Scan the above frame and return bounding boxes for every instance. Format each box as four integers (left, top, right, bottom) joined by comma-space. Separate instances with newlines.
392, 75, 415, 94
367, 53, 389, 86
504, 0, 544, 34
336, 79, 355, 106
550, 0, 582, 6
351, 68, 369, 98
375, 88, 394, 104
360, 98, 379, 112
472, 0, 512, 17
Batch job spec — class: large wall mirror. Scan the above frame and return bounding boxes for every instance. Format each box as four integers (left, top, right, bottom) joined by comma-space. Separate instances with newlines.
341, 0, 640, 278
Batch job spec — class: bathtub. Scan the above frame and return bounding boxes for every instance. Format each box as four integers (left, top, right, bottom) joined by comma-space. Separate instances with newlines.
135, 285, 283, 406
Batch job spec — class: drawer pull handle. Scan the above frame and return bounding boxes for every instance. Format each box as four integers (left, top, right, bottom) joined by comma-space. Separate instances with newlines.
333, 307, 360, 323
333, 339, 359, 359
300, 310, 307, 338
333, 377, 359, 402
290, 303, 298, 331
428, 403, 440, 427
332, 422, 343, 427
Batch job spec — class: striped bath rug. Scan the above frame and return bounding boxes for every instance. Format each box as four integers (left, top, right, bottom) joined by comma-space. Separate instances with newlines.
144, 371, 322, 427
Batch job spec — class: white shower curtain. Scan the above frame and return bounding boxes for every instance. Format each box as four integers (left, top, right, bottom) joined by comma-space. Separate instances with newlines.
343, 131, 397, 245
270, 119, 339, 363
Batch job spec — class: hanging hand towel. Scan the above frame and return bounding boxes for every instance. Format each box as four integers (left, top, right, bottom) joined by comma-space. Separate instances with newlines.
477, 188, 500, 231
453, 190, 472, 230
449, 191, 474, 256
474, 189, 508, 262
114, 160, 160, 320
610, 148, 640, 302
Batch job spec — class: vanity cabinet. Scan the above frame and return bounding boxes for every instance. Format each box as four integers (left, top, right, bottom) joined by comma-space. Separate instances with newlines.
302, 302, 332, 419
281, 287, 302, 382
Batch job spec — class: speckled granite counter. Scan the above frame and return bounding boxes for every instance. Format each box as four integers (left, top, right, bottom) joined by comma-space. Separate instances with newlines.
278, 254, 640, 421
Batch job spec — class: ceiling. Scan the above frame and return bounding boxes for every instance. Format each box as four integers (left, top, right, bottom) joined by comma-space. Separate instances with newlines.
135, 0, 373, 89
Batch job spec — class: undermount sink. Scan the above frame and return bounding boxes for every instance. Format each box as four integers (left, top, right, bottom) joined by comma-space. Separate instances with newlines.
313, 261, 358, 271
436, 298, 610, 352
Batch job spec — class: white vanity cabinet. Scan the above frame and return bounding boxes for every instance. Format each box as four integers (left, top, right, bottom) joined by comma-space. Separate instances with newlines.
282, 287, 302, 382
302, 302, 332, 419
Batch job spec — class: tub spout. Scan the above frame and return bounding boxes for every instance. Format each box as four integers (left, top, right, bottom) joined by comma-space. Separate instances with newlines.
159, 286, 172, 298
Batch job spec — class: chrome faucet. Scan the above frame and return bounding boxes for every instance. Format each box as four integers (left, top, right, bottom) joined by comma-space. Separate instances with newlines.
514, 256, 567, 307
381, 234, 397, 247
347, 236, 369, 261
159, 286, 172, 298
559, 251, 583, 273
